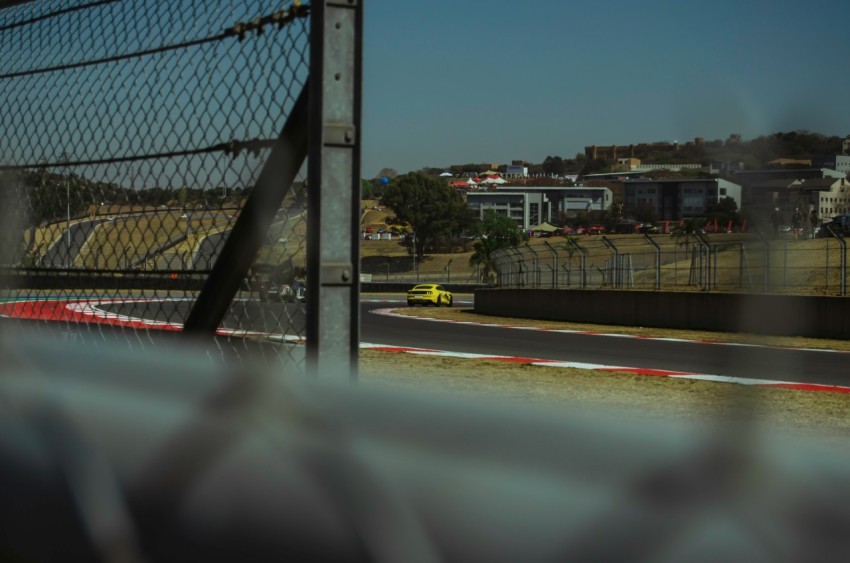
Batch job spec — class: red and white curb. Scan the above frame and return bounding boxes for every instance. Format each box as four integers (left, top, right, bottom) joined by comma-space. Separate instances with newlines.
4, 299, 849, 394
360, 342, 850, 395
0, 298, 306, 344
367, 308, 850, 395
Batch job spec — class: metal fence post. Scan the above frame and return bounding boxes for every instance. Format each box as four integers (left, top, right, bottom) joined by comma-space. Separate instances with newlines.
643, 234, 661, 291
694, 232, 711, 291
306, 0, 363, 379
828, 225, 846, 296
525, 243, 540, 288
510, 247, 526, 287
601, 236, 618, 288
543, 240, 558, 288
569, 238, 587, 289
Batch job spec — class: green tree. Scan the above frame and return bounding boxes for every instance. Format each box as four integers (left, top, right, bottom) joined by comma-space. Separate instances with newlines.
710, 196, 739, 227
380, 171, 471, 260
580, 158, 610, 176
361, 178, 376, 200
633, 203, 658, 224
468, 210, 525, 284
472, 209, 524, 245
542, 155, 566, 176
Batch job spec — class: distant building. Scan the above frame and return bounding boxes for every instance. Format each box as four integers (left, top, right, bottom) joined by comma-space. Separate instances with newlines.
787, 177, 850, 220
811, 155, 850, 177
557, 186, 612, 218
614, 158, 641, 171
467, 191, 547, 230
767, 158, 812, 168
504, 164, 528, 178
623, 178, 741, 221
584, 138, 704, 161
733, 168, 846, 211
467, 186, 612, 230
613, 158, 703, 173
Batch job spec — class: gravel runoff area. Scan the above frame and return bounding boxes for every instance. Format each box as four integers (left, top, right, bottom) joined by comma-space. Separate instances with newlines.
359, 295, 850, 444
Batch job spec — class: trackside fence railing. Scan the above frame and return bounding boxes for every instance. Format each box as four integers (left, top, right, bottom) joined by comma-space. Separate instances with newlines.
0, 0, 363, 376
491, 232, 849, 296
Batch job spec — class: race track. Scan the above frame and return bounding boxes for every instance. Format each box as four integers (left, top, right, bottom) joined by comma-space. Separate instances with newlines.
360, 299, 850, 391
2, 294, 849, 392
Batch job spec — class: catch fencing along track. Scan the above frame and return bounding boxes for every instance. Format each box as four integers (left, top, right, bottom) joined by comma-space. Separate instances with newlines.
0, 0, 362, 376
493, 231, 849, 295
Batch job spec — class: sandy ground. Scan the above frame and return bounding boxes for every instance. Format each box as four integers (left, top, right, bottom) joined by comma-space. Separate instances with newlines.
359, 297, 850, 442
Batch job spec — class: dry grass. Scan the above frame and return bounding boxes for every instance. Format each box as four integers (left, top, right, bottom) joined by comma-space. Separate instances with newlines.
359, 350, 850, 442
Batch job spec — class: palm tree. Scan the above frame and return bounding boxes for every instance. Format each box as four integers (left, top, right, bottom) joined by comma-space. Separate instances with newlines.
469, 236, 504, 285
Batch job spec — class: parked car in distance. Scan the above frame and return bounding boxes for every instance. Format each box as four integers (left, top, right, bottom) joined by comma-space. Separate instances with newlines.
407, 283, 453, 307
587, 225, 605, 235
638, 224, 661, 234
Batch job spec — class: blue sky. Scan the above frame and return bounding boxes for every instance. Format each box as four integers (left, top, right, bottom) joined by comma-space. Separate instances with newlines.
361, 0, 850, 177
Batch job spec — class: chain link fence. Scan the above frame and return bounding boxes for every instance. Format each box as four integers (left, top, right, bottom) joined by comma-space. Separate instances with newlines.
0, 0, 358, 372
492, 232, 849, 295
361, 253, 485, 285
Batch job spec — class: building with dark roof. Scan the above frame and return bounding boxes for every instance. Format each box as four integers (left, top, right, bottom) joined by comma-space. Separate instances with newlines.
623, 178, 741, 221
732, 168, 845, 211
811, 155, 850, 177
787, 177, 850, 221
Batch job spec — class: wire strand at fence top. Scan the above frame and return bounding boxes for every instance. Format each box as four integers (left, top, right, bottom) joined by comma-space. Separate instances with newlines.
0, 4, 310, 81
0, 138, 278, 171
0, 0, 120, 33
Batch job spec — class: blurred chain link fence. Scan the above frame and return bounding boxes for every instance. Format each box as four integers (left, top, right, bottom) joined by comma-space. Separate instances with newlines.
492, 233, 848, 295
0, 0, 350, 371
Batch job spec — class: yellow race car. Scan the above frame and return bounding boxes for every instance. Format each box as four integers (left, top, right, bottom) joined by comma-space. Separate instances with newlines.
407, 283, 453, 307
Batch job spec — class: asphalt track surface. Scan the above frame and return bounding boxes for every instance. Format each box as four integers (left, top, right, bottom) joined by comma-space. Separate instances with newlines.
359, 299, 850, 389
4, 295, 848, 388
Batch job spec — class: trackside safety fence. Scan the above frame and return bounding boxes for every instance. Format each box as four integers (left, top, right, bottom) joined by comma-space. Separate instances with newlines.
0, 0, 363, 376
491, 232, 849, 296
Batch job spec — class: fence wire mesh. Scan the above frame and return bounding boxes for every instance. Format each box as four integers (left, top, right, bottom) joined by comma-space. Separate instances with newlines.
0, 0, 311, 368
493, 232, 849, 295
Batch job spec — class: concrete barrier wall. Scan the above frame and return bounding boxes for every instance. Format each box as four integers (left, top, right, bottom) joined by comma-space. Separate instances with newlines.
474, 289, 850, 340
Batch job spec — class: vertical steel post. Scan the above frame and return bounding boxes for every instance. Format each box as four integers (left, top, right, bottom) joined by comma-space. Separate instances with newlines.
713, 245, 719, 290
694, 232, 711, 291
828, 225, 846, 296
643, 234, 661, 291
525, 243, 540, 288
543, 240, 558, 288
601, 236, 618, 288
569, 239, 587, 289
307, 0, 363, 379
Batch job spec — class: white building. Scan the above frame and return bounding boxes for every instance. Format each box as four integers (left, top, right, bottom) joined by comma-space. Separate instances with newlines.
787, 177, 850, 220
467, 186, 613, 230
